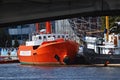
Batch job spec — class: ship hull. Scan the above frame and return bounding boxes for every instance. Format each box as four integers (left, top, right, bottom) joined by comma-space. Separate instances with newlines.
85, 53, 120, 64
17, 40, 79, 65
83, 49, 120, 66
0, 56, 19, 64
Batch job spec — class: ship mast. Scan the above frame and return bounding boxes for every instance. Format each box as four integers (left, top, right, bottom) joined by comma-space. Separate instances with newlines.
106, 16, 109, 42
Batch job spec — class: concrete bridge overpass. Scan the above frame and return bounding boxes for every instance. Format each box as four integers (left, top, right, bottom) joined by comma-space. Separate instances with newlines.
0, 0, 120, 26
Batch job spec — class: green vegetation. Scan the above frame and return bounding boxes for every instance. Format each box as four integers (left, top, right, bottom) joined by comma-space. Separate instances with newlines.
101, 16, 120, 30
13, 39, 19, 48
0, 28, 12, 47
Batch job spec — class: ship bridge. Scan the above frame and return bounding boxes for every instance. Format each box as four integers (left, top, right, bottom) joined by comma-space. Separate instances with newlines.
0, 0, 120, 27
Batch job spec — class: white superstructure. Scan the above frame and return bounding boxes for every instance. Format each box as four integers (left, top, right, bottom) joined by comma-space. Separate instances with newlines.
26, 34, 70, 46
85, 33, 120, 55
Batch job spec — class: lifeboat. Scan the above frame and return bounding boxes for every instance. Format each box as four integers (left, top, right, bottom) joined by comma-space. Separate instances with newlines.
17, 21, 79, 65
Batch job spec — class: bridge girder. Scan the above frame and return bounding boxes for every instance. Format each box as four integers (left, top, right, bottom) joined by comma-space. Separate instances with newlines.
0, 0, 120, 26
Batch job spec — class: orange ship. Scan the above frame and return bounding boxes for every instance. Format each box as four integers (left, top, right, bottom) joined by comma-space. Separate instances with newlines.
17, 21, 79, 65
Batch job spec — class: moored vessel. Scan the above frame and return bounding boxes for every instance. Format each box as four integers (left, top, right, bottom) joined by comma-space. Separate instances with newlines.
0, 48, 19, 64
17, 21, 79, 65
83, 16, 120, 66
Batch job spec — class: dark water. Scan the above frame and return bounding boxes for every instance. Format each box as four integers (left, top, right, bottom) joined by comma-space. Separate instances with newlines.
0, 63, 120, 80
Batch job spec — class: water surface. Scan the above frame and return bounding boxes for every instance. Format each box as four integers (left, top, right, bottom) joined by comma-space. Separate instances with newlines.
0, 63, 120, 80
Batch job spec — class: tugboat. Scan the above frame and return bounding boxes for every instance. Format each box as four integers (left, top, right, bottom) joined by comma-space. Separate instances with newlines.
83, 16, 120, 66
17, 21, 79, 65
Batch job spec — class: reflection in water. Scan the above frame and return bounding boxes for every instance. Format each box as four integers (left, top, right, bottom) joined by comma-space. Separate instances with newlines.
0, 63, 120, 80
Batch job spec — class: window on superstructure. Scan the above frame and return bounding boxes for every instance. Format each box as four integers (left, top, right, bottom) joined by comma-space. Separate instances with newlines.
58, 35, 60, 38
62, 35, 64, 38
39, 36, 42, 40
43, 36, 46, 39
53, 35, 56, 38
48, 36, 51, 38
66, 36, 68, 39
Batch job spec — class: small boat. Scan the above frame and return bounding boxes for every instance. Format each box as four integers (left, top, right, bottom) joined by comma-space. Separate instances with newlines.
17, 21, 79, 65
0, 48, 19, 64
83, 16, 120, 66
0, 56, 19, 64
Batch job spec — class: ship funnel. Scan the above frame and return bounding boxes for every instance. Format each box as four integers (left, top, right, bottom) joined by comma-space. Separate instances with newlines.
46, 21, 51, 34
35, 23, 40, 33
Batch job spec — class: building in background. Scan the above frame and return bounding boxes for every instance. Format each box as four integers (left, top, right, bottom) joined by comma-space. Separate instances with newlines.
7, 17, 102, 46
68, 17, 102, 39
8, 21, 56, 46
8, 24, 35, 46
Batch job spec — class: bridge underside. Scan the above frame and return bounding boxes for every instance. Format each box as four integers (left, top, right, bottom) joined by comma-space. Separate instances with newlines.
0, 0, 120, 26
